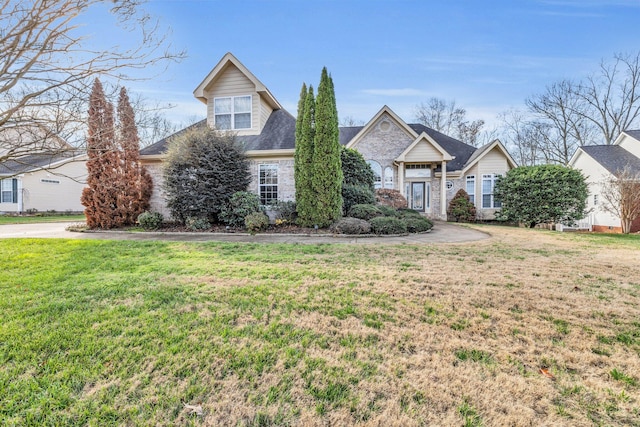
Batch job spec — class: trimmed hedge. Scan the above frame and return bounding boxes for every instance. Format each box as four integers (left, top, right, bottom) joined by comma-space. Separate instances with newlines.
370, 216, 407, 235
245, 212, 269, 232
330, 217, 371, 235
342, 184, 375, 214
219, 191, 262, 228
377, 205, 399, 217
397, 208, 422, 218
402, 216, 433, 233
137, 211, 163, 230
447, 189, 476, 223
348, 204, 383, 221
186, 217, 210, 231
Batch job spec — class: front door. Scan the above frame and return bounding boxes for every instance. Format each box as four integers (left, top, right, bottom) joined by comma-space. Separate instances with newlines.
411, 182, 425, 212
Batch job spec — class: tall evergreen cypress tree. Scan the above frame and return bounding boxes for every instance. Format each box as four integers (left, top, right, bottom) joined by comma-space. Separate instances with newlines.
294, 83, 308, 222
312, 68, 343, 226
295, 85, 316, 226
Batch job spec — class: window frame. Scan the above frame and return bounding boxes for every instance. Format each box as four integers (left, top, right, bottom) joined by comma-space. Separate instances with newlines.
481, 173, 501, 209
1, 178, 18, 204
214, 95, 252, 130
258, 163, 278, 205
383, 166, 394, 189
367, 160, 382, 189
466, 175, 475, 205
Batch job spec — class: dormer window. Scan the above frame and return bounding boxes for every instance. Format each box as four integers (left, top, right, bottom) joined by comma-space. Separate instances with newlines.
214, 95, 252, 130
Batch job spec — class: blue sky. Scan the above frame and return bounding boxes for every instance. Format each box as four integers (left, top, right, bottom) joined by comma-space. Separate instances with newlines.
115, 0, 640, 129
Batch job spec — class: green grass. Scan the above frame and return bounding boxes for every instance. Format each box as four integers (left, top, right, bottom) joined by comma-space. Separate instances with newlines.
1, 228, 640, 426
0, 214, 85, 224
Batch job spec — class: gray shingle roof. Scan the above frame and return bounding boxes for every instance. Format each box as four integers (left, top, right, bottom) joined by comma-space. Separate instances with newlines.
239, 109, 296, 151
0, 152, 81, 176
624, 129, 640, 141
581, 145, 640, 176
140, 111, 484, 173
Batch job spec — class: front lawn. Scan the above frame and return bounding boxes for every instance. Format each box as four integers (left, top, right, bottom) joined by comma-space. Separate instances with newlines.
1, 227, 639, 425
0, 214, 85, 225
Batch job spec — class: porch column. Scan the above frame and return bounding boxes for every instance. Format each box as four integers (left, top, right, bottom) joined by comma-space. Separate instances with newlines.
397, 162, 404, 200
440, 161, 447, 218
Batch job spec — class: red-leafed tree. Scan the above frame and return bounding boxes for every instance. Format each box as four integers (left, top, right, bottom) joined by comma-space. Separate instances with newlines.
82, 80, 151, 228
81, 78, 120, 228
116, 87, 152, 225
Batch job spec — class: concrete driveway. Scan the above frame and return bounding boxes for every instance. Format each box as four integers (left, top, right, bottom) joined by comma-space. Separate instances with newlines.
0, 221, 489, 244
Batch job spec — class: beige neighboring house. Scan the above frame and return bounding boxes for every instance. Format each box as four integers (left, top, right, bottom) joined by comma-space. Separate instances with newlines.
568, 130, 640, 233
141, 52, 516, 220
0, 127, 87, 213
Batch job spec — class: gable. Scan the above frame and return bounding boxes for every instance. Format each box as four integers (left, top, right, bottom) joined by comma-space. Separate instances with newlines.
569, 148, 614, 183
460, 139, 516, 176
348, 112, 416, 161
205, 63, 254, 98
616, 131, 640, 159
403, 139, 446, 162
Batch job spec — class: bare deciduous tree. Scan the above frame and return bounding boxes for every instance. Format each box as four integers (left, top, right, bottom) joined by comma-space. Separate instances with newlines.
502, 52, 640, 165
0, 0, 184, 167
339, 116, 365, 127
600, 166, 640, 234
577, 53, 640, 145
414, 97, 485, 146
525, 80, 596, 164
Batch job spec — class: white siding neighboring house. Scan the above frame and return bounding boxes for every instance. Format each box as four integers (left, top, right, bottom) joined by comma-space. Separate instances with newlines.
0, 153, 87, 213
141, 52, 517, 220
568, 130, 640, 233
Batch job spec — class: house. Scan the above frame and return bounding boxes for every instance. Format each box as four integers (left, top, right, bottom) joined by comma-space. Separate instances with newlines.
140, 52, 516, 220
568, 130, 640, 233
0, 152, 87, 213
0, 125, 87, 213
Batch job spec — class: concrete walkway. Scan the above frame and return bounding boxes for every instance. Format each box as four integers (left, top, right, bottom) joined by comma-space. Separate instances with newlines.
0, 221, 489, 244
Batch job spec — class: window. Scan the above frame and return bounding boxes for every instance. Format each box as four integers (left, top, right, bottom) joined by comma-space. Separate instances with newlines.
405, 164, 431, 178
466, 175, 475, 205
259, 164, 278, 205
384, 166, 394, 189
214, 95, 252, 130
593, 194, 599, 206
446, 180, 454, 191
482, 174, 501, 208
1, 178, 17, 203
367, 160, 382, 189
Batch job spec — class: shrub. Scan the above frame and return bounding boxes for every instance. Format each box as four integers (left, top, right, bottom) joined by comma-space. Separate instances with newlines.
375, 189, 408, 209
447, 189, 477, 223
494, 165, 588, 228
186, 216, 211, 231
219, 191, 262, 228
348, 204, 383, 221
397, 208, 422, 218
163, 128, 251, 224
342, 184, 375, 214
274, 200, 297, 223
377, 205, 399, 217
245, 212, 269, 232
137, 211, 163, 230
341, 147, 375, 188
370, 216, 407, 235
402, 216, 433, 233
330, 217, 371, 235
